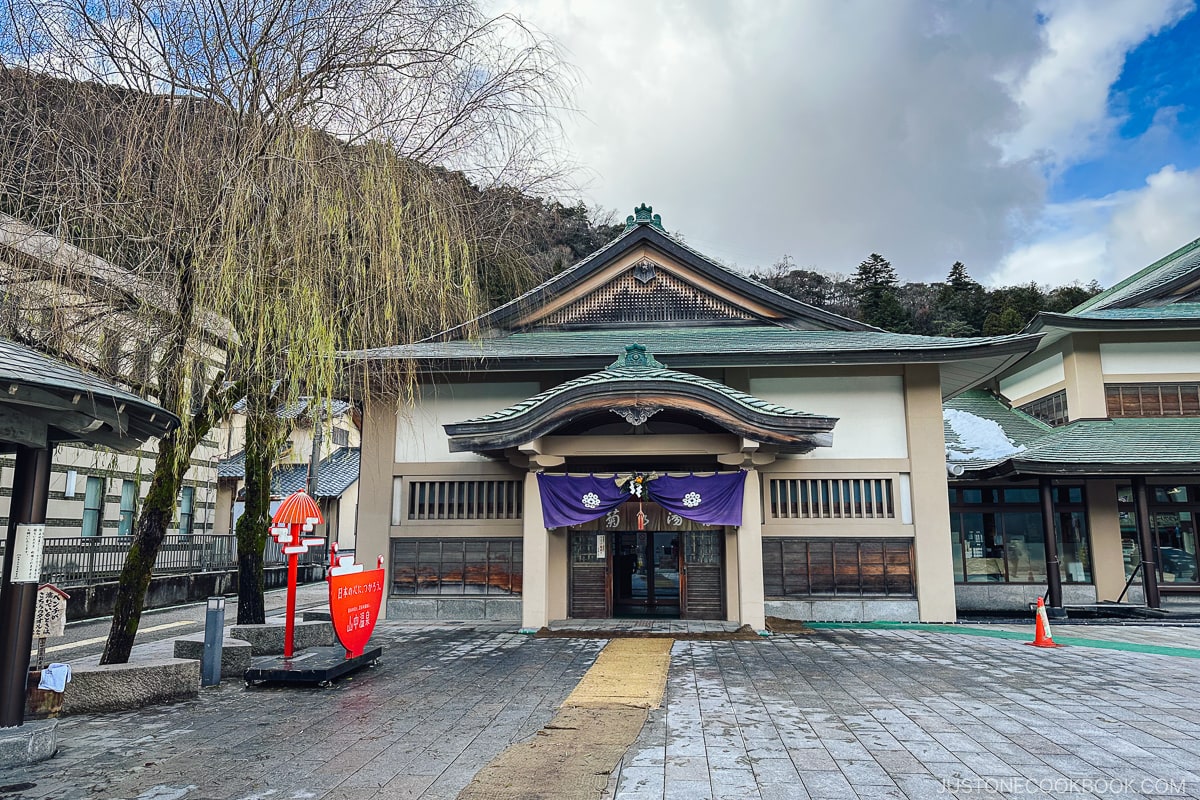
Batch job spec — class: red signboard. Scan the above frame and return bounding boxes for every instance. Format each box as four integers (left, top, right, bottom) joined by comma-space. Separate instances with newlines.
328, 567, 385, 658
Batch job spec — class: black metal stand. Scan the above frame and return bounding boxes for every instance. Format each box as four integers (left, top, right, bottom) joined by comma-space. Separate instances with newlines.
243, 645, 383, 686
0, 446, 52, 728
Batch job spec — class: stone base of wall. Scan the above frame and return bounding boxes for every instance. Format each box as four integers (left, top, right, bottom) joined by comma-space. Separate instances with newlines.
172, 635, 254, 678
228, 621, 335, 656
0, 718, 57, 768
387, 597, 521, 622
63, 565, 324, 621
765, 598, 920, 623
62, 658, 199, 715
954, 583, 1098, 613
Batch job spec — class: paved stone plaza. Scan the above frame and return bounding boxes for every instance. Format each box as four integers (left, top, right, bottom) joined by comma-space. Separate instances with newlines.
1, 623, 1199, 799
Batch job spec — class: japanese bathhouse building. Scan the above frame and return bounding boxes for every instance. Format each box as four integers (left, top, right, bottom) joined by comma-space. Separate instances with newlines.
945, 235, 1200, 614
349, 204, 1046, 630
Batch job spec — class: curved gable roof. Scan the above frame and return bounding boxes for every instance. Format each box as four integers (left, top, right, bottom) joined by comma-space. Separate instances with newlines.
443, 344, 838, 456
427, 208, 875, 341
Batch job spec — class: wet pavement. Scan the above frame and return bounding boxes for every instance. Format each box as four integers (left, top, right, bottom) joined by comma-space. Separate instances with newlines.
2, 622, 1199, 799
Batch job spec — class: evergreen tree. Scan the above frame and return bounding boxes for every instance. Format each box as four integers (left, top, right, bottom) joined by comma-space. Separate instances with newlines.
852, 253, 911, 331
946, 260, 976, 289
982, 307, 1024, 335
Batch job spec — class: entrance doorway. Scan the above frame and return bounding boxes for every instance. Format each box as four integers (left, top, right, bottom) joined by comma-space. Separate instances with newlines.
568, 527, 725, 620
615, 531, 680, 617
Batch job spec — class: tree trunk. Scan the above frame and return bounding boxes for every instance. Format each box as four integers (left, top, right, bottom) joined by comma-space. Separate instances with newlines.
100, 446, 183, 664
235, 403, 275, 624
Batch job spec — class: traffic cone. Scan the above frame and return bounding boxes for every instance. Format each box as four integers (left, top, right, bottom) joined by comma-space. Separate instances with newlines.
1026, 597, 1061, 648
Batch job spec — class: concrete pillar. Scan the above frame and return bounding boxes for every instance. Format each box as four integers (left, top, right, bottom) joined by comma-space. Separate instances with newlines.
736, 467, 766, 632
355, 401, 397, 618
904, 365, 957, 622
520, 470, 549, 632
1062, 335, 1107, 420
1087, 480, 1126, 601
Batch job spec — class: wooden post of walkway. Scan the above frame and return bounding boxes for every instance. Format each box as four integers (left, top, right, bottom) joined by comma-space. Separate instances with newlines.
0, 444, 53, 728
1132, 477, 1161, 609
1038, 477, 1064, 617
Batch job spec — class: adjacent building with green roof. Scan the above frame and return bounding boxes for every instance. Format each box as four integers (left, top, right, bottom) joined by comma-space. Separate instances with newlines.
946, 235, 1200, 614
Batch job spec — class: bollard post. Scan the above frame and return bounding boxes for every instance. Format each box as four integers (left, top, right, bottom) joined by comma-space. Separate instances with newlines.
201, 596, 225, 687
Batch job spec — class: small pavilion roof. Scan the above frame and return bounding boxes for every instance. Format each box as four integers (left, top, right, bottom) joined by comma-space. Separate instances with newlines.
0, 337, 178, 452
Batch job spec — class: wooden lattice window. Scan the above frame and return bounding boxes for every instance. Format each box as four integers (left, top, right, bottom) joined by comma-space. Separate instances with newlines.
1106, 383, 1200, 418
1018, 389, 1069, 427
532, 264, 756, 328
762, 538, 914, 597
768, 477, 895, 520
407, 479, 522, 521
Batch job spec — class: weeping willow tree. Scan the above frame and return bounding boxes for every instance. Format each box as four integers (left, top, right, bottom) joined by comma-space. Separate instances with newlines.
1, 0, 564, 659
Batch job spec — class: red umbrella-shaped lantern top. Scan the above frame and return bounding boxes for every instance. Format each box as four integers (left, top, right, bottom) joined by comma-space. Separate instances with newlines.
272, 490, 324, 526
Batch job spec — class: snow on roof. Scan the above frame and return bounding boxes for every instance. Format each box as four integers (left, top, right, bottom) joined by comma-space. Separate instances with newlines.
944, 408, 1026, 463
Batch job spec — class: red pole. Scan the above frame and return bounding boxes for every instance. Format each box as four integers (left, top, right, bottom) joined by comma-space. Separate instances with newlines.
284, 523, 299, 659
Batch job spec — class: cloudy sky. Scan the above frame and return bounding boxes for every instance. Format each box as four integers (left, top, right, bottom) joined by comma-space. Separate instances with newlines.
496, 0, 1200, 288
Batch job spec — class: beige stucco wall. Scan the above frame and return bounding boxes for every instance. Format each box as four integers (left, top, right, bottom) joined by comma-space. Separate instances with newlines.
1086, 479, 1127, 602
749, 375, 908, 459
999, 351, 1065, 405
394, 381, 540, 463
1100, 340, 1200, 376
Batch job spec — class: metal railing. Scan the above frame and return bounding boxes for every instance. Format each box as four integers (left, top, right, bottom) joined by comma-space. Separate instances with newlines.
0, 534, 327, 587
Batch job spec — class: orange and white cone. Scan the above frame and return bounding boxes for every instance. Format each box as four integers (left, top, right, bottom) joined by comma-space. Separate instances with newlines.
1026, 597, 1061, 648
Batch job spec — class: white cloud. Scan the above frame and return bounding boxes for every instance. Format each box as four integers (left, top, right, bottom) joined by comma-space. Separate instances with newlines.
993, 164, 1200, 286
498, 0, 1193, 285
1002, 0, 1191, 170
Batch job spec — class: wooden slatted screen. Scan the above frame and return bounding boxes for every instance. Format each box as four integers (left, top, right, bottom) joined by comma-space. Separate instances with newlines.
681, 531, 724, 619
768, 478, 895, 520
407, 480, 522, 520
1105, 383, 1200, 418
762, 538, 914, 597
569, 532, 609, 618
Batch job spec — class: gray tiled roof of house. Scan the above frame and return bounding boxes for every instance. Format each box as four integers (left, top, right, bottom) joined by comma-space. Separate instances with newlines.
1070, 235, 1200, 313
219, 447, 360, 498
216, 450, 245, 478
1067, 303, 1200, 320
231, 396, 352, 419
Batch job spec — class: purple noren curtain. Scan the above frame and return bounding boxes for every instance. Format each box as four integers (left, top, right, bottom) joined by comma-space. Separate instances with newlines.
647, 471, 746, 526
537, 473, 627, 528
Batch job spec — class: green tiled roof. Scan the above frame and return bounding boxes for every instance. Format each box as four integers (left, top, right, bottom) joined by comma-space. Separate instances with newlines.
943, 390, 1051, 470
1068, 303, 1200, 321
461, 363, 825, 427
352, 326, 1036, 364
1010, 418, 1200, 474
1071, 235, 1200, 313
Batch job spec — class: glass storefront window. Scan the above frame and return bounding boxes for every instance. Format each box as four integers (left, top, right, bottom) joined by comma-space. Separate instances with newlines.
1058, 511, 1091, 582
1154, 511, 1198, 583
1119, 510, 1140, 579
949, 484, 1090, 584
1003, 512, 1046, 583
1117, 484, 1200, 585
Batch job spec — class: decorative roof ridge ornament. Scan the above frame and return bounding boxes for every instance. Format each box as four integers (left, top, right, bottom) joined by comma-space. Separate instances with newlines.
609, 343, 666, 370
623, 203, 665, 232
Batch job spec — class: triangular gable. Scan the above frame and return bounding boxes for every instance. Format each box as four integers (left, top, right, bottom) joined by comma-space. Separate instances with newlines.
426, 205, 873, 341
